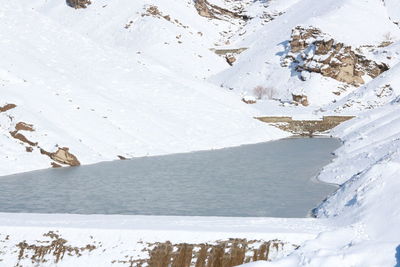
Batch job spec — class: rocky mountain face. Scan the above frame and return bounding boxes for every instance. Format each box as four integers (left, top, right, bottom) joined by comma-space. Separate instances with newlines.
283, 26, 389, 86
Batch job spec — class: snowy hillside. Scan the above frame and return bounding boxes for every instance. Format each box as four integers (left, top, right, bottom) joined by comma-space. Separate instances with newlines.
2, 0, 400, 265
0, 0, 290, 176
2, 0, 400, 175
212, 0, 400, 106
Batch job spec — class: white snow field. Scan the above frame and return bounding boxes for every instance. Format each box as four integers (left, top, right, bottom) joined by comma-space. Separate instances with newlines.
1, 0, 400, 266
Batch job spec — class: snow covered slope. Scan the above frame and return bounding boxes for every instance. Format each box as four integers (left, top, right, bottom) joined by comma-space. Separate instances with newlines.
0, 0, 289, 176
212, 0, 400, 106
2, 0, 400, 175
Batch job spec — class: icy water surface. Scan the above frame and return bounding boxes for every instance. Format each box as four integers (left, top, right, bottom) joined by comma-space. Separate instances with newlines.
0, 137, 340, 217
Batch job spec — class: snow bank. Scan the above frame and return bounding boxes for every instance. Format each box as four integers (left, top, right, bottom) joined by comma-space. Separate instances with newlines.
251, 102, 400, 266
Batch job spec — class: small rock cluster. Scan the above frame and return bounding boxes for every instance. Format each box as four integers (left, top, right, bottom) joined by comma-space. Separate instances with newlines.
66, 0, 91, 9
283, 26, 389, 86
141, 5, 188, 29
292, 94, 309, 106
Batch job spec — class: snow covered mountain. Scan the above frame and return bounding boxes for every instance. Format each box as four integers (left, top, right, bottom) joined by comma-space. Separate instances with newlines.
1, 0, 400, 175
1, 0, 400, 266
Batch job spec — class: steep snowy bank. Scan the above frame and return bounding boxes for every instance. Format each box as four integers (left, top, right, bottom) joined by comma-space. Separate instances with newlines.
254, 102, 400, 266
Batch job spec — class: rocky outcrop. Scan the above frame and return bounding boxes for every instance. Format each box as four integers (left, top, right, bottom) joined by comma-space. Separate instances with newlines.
194, 0, 249, 20
40, 147, 80, 166
9, 121, 37, 147
50, 147, 81, 166
66, 0, 91, 9
0, 103, 16, 113
10, 131, 37, 147
15, 122, 34, 132
283, 26, 389, 86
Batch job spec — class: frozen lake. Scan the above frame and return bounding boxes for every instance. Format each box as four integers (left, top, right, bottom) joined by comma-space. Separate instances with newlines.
0, 137, 341, 217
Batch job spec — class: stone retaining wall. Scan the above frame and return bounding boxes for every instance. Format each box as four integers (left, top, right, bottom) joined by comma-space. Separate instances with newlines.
256, 116, 355, 135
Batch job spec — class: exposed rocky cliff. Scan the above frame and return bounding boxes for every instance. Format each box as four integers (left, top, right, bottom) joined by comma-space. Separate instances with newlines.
283, 26, 389, 86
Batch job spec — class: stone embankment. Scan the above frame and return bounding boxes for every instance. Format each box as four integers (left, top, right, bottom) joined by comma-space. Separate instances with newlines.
256, 116, 355, 135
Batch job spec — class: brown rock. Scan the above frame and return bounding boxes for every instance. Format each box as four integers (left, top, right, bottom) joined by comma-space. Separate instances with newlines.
287, 26, 389, 86
40, 148, 52, 157
51, 147, 80, 166
225, 55, 236, 66
10, 131, 38, 147
292, 94, 309, 106
51, 162, 62, 168
194, 0, 249, 20
66, 0, 91, 9
0, 103, 17, 113
195, 0, 214, 18
290, 27, 322, 53
301, 98, 309, 106
15, 122, 34, 132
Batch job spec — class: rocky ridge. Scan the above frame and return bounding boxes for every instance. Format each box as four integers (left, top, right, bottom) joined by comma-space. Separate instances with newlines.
283, 26, 389, 86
